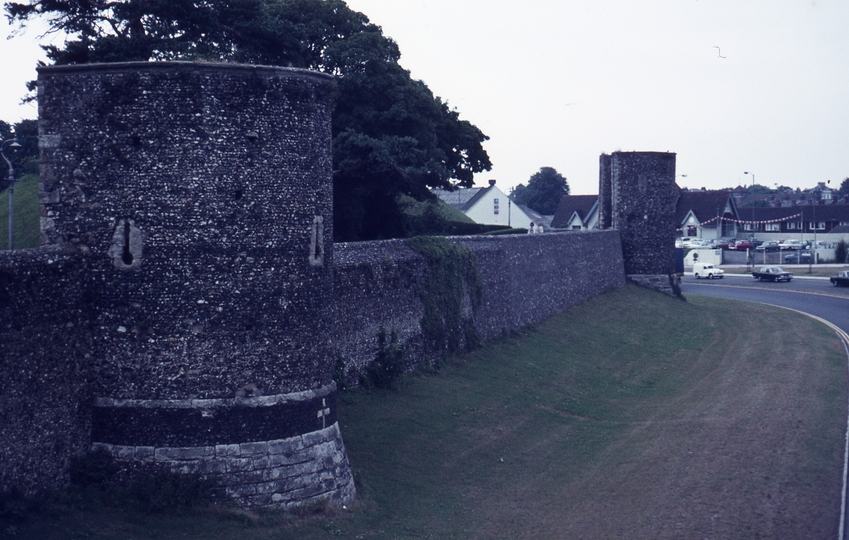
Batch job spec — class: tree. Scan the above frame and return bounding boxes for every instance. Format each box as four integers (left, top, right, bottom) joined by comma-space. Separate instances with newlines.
838, 178, 849, 198
511, 167, 569, 215
0, 119, 38, 190
4, 0, 492, 241
748, 184, 773, 194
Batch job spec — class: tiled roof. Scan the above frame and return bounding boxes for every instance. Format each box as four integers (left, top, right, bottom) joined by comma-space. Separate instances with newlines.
676, 190, 736, 224
551, 195, 598, 228
432, 187, 486, 211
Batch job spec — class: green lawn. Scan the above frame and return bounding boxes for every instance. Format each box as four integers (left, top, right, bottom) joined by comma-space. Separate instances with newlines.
4, 285, 847, 539
0, 173, 40, 250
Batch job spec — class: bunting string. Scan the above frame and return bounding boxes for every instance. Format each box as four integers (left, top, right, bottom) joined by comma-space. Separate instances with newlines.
694, 213, 802, 227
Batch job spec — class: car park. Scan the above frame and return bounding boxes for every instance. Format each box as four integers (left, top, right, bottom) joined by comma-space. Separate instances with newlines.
756, 241, 780, 252
752, 266, 793, 282
783, 250, 812, 264
709, 238, 734, 249
692, 263, 724, 279
831, 271, 849, 287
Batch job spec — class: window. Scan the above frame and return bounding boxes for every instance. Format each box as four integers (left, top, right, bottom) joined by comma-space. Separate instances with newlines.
765, 223, 779, 231
787, 222, 799, 230
493, 198, 499, 215
810, 221, 825, 230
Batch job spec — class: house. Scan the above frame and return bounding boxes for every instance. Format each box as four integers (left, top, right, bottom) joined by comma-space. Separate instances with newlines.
676, 190, 739, 239
550, 195, 599, 230
432, 180, 538, 229
748, 205, 849, 236
550, 189, 739, 239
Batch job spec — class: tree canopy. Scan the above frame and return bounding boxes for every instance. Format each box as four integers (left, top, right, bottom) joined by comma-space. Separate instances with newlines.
4, 0, 492, 240
838, 178, 849, 198
510, 167, 569, 215
0, 119, 38, 187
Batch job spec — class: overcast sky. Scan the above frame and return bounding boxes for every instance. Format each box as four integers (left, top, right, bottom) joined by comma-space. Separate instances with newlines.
2, 0, 848, 195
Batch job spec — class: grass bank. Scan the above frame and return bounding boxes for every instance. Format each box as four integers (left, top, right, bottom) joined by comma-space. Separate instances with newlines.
0, 173, 40, 250
3, 285, 846, 539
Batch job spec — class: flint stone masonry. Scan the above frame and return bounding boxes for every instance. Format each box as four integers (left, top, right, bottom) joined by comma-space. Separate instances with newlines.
0, 251, 92, 496
37, 62, 338, 400
1, 61, 354, 508
91, 385, 338, 447
330, 230, 626, 378
0, 60, 676, 507
599, 151, 680, 296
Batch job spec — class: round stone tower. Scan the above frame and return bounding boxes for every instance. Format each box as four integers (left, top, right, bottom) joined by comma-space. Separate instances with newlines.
37, 62, 354, 508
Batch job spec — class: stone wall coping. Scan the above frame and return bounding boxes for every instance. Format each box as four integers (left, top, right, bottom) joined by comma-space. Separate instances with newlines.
94, 382, 337, 409
334, 229, 617, 264
36, 61, 334, 83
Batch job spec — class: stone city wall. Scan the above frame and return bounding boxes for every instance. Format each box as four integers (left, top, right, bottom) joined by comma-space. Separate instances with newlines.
0, 251, 92, 495
330, 230, 626, 380
1, 228, 625, 499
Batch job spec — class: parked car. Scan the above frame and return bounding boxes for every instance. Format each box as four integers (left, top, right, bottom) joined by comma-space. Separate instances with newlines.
783, 250, 812, 264
728, 239, 754, 250
756, 241, 780, 252
831, 271, 849, 287
778, 239, 803, 250
692, 263, 724, 279
681, 238, 710, 249
677, 237, 700, 248
752, 266, 793, 282
709, 238, 734, 249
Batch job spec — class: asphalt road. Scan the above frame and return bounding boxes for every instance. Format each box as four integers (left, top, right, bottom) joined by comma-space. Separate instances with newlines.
682, 273, 849, 335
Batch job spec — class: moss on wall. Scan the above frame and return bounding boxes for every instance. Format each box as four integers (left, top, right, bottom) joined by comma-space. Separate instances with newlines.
405, 236, 483, 357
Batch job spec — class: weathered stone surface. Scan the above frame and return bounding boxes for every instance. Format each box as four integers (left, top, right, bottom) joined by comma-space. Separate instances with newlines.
0, 64, 675, 510
330, 230, 627, 381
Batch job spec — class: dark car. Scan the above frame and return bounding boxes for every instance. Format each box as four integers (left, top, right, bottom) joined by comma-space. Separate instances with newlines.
783, 250, 812, 264
756, 241, 780, 252
752, 266, 793, 282
831, 271, 849, 287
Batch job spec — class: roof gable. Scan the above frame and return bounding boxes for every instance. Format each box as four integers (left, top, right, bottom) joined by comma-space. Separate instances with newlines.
676, 190, 737, 224
551, 195, 599, 228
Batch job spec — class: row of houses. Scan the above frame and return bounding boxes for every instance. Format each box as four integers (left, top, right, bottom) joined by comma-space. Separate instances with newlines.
435, 182, 849, 239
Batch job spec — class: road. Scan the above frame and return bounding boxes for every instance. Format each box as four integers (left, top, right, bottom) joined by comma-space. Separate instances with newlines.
682, 273, 849, 335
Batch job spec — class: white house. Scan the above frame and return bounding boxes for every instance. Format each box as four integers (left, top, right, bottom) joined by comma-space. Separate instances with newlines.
432, 180, 536, 229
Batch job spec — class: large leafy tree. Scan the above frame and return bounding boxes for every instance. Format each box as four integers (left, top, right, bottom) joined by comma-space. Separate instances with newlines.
838, 178, 849, 198
4, 0, 492, 240
511, 167, 569, 215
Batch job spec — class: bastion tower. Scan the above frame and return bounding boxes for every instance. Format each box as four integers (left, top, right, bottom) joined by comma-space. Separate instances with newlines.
599, 151, 680, 293
37, 62, 354, 508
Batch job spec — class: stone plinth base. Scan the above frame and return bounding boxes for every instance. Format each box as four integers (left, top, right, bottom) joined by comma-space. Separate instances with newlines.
90, 384, 355, 508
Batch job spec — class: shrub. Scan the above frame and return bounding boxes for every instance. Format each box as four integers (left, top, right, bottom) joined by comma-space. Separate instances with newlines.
835, 239, 848, 264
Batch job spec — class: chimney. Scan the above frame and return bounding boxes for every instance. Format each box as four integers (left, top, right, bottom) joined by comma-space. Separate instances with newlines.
488, 179, 496, 186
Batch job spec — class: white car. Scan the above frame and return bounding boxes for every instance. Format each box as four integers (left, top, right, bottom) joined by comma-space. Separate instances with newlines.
693, 263, 724, 279
778, 239, 803, 250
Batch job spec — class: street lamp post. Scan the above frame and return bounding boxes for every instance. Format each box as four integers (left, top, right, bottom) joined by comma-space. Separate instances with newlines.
1, 138, 22, 251
810, 198, 817, 273
744, 171, 755, 270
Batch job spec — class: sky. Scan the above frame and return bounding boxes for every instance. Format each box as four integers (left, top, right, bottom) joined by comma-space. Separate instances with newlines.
2, 0, 848, 196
